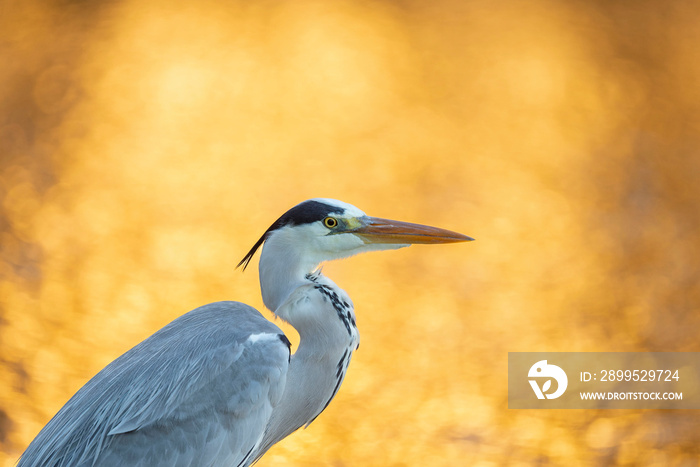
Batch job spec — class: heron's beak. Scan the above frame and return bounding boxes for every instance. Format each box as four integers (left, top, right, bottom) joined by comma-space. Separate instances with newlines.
350, 217, 474, 245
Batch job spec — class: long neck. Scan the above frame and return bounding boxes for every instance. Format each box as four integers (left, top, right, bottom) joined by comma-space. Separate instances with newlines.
254, 237, 360, 461
254, 272, 359, 460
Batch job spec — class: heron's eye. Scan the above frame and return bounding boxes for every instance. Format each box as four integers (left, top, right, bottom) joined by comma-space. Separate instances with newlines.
323, 217, 338, 229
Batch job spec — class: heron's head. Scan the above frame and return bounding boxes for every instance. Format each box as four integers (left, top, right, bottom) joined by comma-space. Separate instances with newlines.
238, 198, 472, 271
238, 198, 473, 311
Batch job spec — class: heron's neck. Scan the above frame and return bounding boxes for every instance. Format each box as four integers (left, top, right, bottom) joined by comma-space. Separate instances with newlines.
254, 266, 359, 460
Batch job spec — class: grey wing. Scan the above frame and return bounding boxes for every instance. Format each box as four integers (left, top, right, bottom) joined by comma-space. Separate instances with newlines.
18, 301, 291, 467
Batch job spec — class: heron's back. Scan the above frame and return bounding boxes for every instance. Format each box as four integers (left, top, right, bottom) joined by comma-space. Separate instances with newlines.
19, 301, 290, 467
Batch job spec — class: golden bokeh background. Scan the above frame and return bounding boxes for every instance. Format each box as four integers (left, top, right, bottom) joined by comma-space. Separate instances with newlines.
2, 0, 700, 465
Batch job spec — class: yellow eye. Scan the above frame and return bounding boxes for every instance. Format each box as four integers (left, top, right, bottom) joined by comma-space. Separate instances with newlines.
323, 217, 338, 229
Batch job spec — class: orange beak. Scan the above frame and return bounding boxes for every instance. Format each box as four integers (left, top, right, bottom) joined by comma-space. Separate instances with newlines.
350, 217, 474, 245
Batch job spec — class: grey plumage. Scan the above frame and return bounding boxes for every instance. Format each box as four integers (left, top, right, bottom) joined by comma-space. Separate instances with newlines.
19, 198, 471, 466
20, 302, 290, 466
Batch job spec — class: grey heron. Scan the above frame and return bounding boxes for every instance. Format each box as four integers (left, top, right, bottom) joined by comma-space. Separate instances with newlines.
19, 198, 472, 466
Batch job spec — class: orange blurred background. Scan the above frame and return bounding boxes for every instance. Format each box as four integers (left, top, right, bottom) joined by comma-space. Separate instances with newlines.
2, 0, 700, 465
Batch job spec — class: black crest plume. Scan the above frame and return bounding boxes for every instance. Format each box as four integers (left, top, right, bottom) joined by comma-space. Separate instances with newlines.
237, 200, 345, 271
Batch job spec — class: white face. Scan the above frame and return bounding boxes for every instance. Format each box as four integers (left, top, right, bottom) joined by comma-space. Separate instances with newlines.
265, 199, 408, 268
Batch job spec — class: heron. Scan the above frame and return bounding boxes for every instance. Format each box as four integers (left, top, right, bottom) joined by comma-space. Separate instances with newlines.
19, 198, 473, 466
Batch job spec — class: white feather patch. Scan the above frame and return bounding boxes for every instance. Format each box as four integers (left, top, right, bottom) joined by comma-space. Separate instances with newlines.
246, 333, 280, 344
